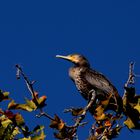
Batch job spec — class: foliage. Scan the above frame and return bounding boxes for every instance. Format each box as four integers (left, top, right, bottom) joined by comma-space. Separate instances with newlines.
0, 62, 140, 139
0, 92, 46, 139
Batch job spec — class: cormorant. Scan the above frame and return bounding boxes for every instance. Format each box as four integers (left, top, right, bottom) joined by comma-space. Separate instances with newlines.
56, 54, 122, 114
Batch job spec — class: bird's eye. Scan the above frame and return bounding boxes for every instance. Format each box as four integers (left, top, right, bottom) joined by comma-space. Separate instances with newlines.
72, 56, 76, 59
70, 55, 76, 59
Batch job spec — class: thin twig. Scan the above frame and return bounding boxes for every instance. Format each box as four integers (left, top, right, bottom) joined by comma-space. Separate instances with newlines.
15, 64, 38, 105
69, 91, 95, 128
15, 65, 95, 139
15, 65, 55, 121
123, 62, 136, 101
36, 112, 55, 121
125, 62, 135, 87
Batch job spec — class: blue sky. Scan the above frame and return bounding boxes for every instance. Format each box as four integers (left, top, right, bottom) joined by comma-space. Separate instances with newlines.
0, 0, 140, 139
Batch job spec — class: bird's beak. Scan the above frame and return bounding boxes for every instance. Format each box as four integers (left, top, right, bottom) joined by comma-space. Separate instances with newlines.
56, 55, 73, 61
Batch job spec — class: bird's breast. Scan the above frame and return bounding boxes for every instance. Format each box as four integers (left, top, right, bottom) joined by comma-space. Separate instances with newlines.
69, 67, 93, 99
69, 67, 79, 78
69, 67, 87, 81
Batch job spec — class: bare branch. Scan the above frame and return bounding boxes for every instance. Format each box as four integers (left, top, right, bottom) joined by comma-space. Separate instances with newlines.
125, 61, 135, 87
15, 64, 38, 105
36, 112, 55, 121
15, 64, 56, 124
75, 92, 95, 127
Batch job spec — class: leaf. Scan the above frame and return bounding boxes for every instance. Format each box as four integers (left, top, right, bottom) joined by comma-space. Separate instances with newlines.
25, 98, 37, 110
0, 126, 6, 138
15, 113, 25, 126
3, 92, 10, 98
0, 91, 10, 102
12, 127, 20, 138
37, 96, 47, 108
2, 124, 12, 139
1, 118, 12, 128
134, 98, 140, 114
94, 105, 106, 121
32, 92, 47, 108
100, 95, 111, 108
124, 117, 135, 129
33, 125, 44, 133
8, 100, 37, 112
32, 130, 46, 140
8, 100, 17, 108
32, 125, 46, 140
123, 91, 140, 130
21, 126, 46, 140
50, 115, 65, 130
19, 137, 31, 140
21, 125, 31, 137
104, 120, 112, 127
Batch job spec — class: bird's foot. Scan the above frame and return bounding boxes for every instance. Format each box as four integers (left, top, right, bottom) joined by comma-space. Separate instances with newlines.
84, 90, 96, 114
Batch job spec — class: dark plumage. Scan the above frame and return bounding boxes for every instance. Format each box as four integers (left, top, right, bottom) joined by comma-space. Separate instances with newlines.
56, 54, 122, 114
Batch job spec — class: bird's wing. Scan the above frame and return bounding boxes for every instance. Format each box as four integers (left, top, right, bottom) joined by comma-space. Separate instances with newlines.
85, 69, 117, 94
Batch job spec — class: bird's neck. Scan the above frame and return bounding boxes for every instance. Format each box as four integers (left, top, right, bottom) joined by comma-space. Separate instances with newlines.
69, 66, 89, 80
76, 63, 90, 67
72, 65, 90, 71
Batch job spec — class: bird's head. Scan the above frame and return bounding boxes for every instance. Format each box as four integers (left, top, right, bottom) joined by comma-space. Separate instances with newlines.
56, 54, 90, 67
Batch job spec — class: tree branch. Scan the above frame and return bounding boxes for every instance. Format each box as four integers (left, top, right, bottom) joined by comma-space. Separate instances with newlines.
125, 62, 135, 87
15, 64, 38, 105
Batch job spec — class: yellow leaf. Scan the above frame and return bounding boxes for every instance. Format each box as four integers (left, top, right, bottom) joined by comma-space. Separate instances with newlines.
101, 94, 111, 108
134, 98, 140, 114
3, 92, 10, 97
19, 137, 31, 140
1, 118, 12, 128
25, 98, 37, 110
38, 96, 47, 107
12, 127, 20, 137
94, 113, 106, 121
94, 105, 106, 121
124, 117, 135, 129
0, 91, 10, 101
8, 100, 37, 112
32, 130, 46, 140
8, 100, 17, 109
